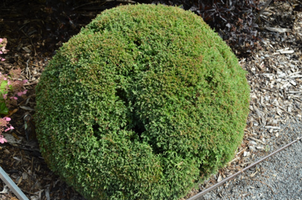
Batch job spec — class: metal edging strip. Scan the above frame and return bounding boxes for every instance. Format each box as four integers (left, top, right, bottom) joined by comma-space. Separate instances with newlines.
187, 137, 302, 200
0, 166, 29, 200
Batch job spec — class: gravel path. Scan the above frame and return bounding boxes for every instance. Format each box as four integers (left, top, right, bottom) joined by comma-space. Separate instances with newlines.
190, 120, 302, 200
186, 2, 302, 199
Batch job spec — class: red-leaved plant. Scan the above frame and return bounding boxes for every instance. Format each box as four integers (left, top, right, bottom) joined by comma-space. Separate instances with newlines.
0, 38, 8, 61
0, 38, 28, 143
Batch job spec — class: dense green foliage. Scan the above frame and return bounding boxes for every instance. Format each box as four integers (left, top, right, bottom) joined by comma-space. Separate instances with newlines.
35, 4, 250, 200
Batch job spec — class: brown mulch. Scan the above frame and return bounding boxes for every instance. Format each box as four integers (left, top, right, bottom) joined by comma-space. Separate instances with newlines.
0, 0, 301, 200
0, 0, 125, 199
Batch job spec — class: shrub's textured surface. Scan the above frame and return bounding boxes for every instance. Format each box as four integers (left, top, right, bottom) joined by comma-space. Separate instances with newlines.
35, 4, 250, 200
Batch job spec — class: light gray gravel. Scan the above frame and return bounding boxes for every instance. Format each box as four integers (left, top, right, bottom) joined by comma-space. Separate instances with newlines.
192, 119, 302, 200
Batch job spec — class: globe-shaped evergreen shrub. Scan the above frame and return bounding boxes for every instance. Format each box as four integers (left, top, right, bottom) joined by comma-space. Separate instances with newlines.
35, 4, 250, 200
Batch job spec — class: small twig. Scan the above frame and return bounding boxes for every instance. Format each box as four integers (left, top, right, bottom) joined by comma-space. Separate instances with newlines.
249, 136, 266, 145
256, 0, 273, 22
23, 80, 39, 86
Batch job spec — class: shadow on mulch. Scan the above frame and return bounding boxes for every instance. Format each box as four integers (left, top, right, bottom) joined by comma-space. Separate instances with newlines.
0, 0, 266, 199
0, 0, 138, 199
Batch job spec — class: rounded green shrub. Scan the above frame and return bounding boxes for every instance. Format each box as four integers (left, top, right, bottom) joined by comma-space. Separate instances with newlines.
35, 4, 250, 200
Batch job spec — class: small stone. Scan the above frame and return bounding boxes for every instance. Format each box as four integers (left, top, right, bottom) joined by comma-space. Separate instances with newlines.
22, 172, 28, 180
217, 174, 222, 182
249, 146, 256, 152
22, 46, 31, 53
244, 151, 251, 157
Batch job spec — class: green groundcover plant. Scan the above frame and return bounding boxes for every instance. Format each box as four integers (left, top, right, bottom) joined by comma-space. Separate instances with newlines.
35, 4, 250, 200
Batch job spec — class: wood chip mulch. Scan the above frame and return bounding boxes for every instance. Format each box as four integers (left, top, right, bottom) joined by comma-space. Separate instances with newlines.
0, 0, 301, 200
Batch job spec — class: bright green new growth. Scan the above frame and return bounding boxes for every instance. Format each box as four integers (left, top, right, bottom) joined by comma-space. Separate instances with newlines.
35, 4, 250, 200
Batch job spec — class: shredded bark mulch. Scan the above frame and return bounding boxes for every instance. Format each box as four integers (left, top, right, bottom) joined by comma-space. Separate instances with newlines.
0, 0, 301, 200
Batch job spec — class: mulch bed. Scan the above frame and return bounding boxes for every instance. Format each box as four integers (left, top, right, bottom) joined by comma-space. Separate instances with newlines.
0, 1, 110, 199
0, 0, 301, 200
